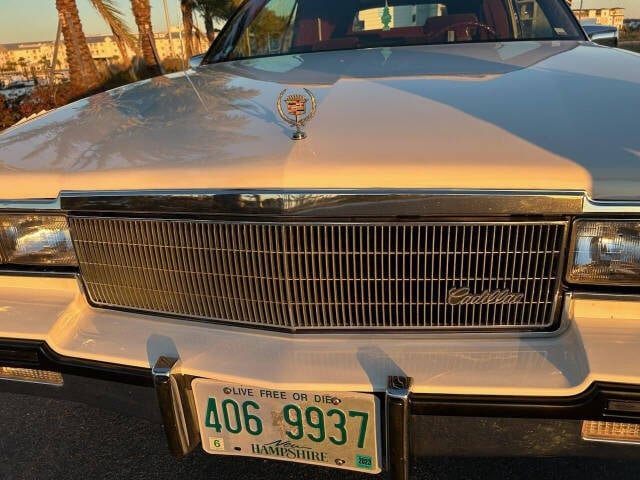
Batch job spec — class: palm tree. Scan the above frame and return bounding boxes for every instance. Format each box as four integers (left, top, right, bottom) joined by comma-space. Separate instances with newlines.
181, 0, 196, 59
17, 57, 28, 78
39, 56, 51, 72
130, 0, 160, 73
89, 0, 137, 67
55, 0, 102, 90
195, 0, 235, 42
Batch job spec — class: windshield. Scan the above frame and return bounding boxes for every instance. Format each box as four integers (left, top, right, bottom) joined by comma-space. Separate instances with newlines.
211, 0, 583, 62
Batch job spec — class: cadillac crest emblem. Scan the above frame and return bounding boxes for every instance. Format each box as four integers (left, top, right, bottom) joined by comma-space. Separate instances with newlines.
277, 88, 317, 140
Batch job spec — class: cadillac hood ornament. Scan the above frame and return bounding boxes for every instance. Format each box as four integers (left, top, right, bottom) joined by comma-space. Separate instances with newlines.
277, 88, 317, 140
447, 287, 524, 306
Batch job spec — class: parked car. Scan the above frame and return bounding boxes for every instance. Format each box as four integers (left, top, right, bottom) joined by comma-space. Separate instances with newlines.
0, 80, 35, 100
1, 0, 640, 478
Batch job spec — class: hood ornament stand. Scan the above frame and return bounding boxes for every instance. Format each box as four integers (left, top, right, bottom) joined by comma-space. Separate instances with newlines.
277, 88, 317, 140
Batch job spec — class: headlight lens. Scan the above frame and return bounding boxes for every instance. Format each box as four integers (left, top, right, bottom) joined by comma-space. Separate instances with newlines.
0, 215, 77, 267
567, 220, 640, 286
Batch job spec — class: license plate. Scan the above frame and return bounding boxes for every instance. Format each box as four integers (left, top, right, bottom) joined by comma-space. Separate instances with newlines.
192, 379, 381, 473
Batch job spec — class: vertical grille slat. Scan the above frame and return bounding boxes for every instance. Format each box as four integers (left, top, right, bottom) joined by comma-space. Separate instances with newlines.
69, 218, 566, 332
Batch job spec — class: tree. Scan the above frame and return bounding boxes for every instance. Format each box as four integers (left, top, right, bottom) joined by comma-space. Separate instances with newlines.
55, 0, 102, 91
130, 0, 160, 73
195, 0, 236, 42
17, 57, 28, 78
89, 0, 137, 67
39, 56, 51, 72
181, 0, 196, 59
5, 60, 17, 74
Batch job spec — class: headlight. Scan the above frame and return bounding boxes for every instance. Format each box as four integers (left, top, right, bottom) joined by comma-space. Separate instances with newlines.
0, 215, 77, 267
567, 220, 640, 286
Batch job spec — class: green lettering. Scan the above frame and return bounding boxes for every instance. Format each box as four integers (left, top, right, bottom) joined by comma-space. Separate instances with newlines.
327, 408, 347, 446
242, 400, 263, 436
222, 399, 242, 434
283, 404, 304, 440
305, 406, 325, 443
204, 397, 222, 432
349, 411, 369, 449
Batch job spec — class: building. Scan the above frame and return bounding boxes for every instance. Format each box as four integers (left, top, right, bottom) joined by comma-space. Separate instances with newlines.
153, 29, 210, 61
0, 28, 211, 82
0, 41, 68, 79
573, 7, 625, 29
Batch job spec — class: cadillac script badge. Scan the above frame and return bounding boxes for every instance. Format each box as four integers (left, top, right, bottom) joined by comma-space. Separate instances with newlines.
447, 287, 524, 306
277, 88, 317, 140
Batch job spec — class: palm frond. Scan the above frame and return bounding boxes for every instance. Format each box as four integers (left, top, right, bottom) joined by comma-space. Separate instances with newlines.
193, 24, 205, 41
90, 0, 138, 51
194, 0, 236, 23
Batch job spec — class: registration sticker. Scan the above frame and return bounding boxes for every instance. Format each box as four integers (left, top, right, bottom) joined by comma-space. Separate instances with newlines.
208, 437, 225, 450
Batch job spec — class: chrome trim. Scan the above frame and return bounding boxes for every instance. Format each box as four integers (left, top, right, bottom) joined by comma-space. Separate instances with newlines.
584, 197, 640, 214
4, 190, 640, 216
59, 189, 584, 216
581, 437, 640, 447
0, 197, 61, 211
386, 376, 413, 480
0, 270, 78, 278
570, 292, 640, 302
386, 376, 413, 400
152, 356, 200, 457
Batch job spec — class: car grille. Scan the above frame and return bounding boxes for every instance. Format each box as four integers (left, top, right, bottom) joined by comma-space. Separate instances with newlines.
69, 218, 566, 332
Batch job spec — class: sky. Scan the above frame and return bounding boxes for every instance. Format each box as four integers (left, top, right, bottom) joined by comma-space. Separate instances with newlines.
573, 0, 640, 16
0, 0, 202, 44
0, 0, 639, 44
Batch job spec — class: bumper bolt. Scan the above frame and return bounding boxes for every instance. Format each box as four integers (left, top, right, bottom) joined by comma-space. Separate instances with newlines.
223, 387, 232, 394
331, 397, 341, 405
335, 458, 346, 466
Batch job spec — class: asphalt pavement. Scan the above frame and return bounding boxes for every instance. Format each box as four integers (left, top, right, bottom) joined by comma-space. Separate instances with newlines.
1, 392, 640, 480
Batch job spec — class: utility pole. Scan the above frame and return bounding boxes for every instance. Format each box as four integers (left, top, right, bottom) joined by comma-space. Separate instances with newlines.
162, 0, 176, 58
50, 18, 62, 86
577, 0, 584, 22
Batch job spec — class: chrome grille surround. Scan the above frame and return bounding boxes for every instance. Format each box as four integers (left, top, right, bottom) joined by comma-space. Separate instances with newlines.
69, 217, 567, 332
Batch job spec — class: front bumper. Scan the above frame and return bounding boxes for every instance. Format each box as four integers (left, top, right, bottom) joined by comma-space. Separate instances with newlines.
2, 275, 640, 478
2, 343, 640, 479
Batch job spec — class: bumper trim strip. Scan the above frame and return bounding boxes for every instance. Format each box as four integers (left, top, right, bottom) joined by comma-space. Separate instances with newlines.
386, 376, 413, 480
152, 356, 201, 457
409, 384, 640, 422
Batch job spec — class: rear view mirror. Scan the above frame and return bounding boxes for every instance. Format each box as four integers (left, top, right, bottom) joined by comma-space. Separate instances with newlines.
582, 24, 619, 47
189, 54, 206, 69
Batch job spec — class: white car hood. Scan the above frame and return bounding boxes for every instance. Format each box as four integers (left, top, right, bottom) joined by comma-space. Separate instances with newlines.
1, 41, 639, 201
